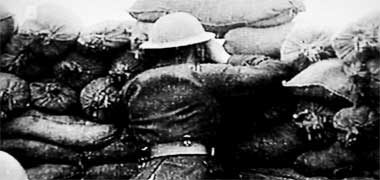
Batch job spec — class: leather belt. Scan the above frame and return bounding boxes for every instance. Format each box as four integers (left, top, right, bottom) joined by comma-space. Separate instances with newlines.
150, 142, 207, 158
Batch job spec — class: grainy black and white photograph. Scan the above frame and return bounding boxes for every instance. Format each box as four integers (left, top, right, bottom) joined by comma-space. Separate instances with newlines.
0, 0, 379, 179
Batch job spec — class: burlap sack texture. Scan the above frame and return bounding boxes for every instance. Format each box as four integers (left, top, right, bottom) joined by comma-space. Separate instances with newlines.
0, 2, 378, 180
128, 0, 305, 37
294, 142, 360, 177
109, 51, 145, 84
0, 3, 142, 180
0, 3, 82, 82
26, 164, 81, 180
224, 22, 295, 58
281, 23, 337, 71
18, 3, 81, 59
29, 81, 78, 114
0, 72, 30, 120
292, 100, 341, 145
284, 58, 379, 178
333, 105, 379, 148
80, 76, 121, 124
77, 20, 133, 56
232, 122, 307, 167
2, 110, 118, 149
333, 12, 380, 108
0, 34, 51, 81
83, 163, 138, 180
1, 139, 82, 167
53, 52, 108, 91
1, 130, 139, 177
332, 11, 380, 63
238, 168, 326, 180
26, 163, 138, 180
283, 59, 356, 104
0, 4, 15, 52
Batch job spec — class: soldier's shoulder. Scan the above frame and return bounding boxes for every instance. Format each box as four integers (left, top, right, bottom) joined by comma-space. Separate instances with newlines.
134, 63, 230, 81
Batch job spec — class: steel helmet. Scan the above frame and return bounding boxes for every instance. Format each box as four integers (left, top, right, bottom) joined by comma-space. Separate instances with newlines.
0, 151, 28, 180
140, 12, 215, 49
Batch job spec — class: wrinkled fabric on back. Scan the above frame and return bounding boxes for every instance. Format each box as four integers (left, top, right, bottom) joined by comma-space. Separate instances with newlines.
129, 0, 305, 36
121, 62, 294, 147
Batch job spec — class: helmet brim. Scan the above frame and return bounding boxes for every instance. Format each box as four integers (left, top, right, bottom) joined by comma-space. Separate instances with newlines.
140, 32, 215, 49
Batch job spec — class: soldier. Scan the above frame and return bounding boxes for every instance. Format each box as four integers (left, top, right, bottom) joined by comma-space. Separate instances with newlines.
121, 12, 299, 180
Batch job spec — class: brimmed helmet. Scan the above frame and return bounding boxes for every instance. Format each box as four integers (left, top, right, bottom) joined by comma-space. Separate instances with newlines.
0, 151, 28, 180
140, 12, 215, 49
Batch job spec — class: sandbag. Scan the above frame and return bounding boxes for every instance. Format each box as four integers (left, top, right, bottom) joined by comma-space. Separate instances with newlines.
80, 77, 121, 123
365, 58, 380, 109
109, 51, 145, 84
129, 0, 304, 37
332, 11, 380, 63
131, 21, 152, 49
83, 163, 138, 180
30, 81, 78, 114
0, 5, 14, 51
26, 164, 81, 180
233, 122, 307, 168
0, 34, 52, 81
294, 142, 360, 177
224, 22, 294, 57
344, 178, 378, 180
227, 54, 277, 67
342, 53, 380, 108
333, 106, 379, 148
78, 20, 133, 55
18, 3, 81, 59
54, 52, 108, 91
0, 72, 29, 120
283, 59, 356, 104
237, 168, 326, 180
82, 133, 138, 165
359, 146, 380, 174
281, 23, 336, 71
215, 82, 296, 170
3, 110, 118, 149
292, 100, 340, 147
1, 139, 81, 166
285, 86, 353, 107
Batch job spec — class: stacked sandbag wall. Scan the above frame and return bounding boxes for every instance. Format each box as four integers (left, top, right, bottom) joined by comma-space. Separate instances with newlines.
0, 3, 143, 180
277, 11, 380, 179
128, 0, 306, 58
0, 1, 379, 180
